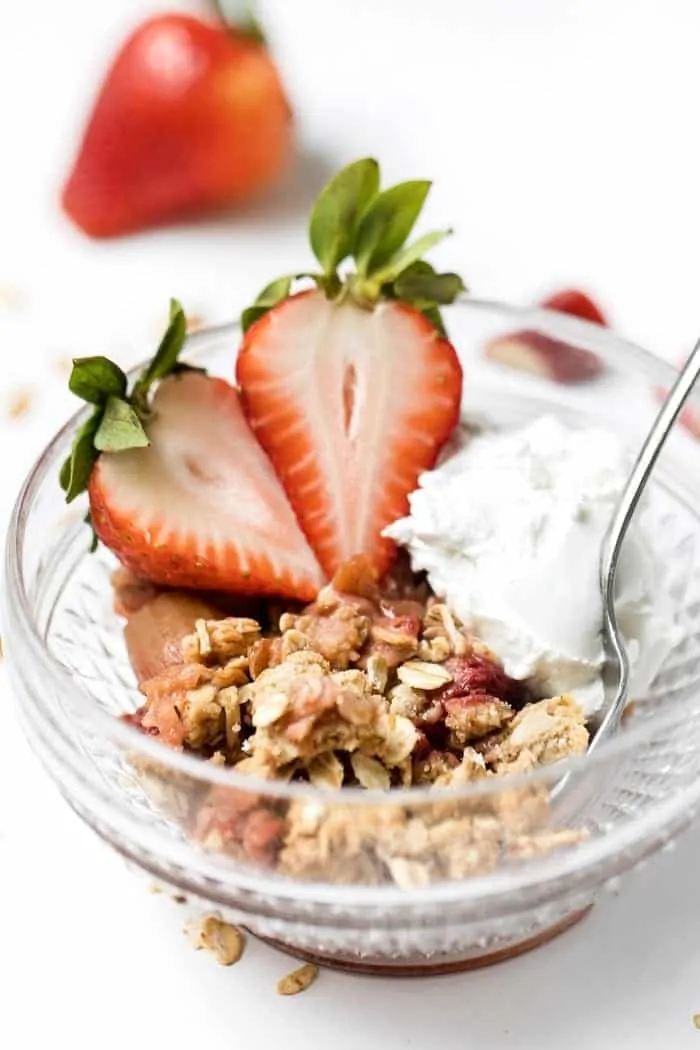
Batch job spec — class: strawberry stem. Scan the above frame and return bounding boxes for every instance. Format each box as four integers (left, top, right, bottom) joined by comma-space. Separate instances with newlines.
210, 0, 267, 46
240, 159, 468, 336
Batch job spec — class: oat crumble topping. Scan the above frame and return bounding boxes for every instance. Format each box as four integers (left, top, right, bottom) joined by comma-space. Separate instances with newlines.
120, 556, 590, 887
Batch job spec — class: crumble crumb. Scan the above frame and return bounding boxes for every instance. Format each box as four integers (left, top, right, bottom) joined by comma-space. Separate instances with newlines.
0, 283, 24, 309
277, 962, 319, 996
121, 557, 590, 888
185, 914, 245, 966
186, 312, 206, 333
6, 386, 34, 420
483, 695, 589, 772
51, 355, 74, 376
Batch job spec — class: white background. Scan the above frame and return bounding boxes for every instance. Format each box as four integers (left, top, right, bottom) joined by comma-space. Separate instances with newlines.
2, 0, 700, 1046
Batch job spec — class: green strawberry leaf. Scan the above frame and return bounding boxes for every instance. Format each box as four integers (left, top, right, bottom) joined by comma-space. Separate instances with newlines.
255, 275, 293, 307
354, 180, 431, 278
382, 261, 452, 335
212, 1, 266, 44
85, 511, 99, 553
133, 299, 187, 409
62, 407, 103, 503
390, 259, 436, 280
309, 158, 380, 276
372, 229, 452, 285
94, 397, 150, 453
60, 297, 199, 535
59, 454, 72, 492
394, 267, 466, 305
69, 356, 127, 405
241, 275, 295, 333
241, 306, 267, 333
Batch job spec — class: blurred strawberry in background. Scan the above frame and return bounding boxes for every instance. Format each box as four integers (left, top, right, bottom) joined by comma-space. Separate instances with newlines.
540, 288, 608, 326
62, 5, 292, 237
485, 286, 609, 384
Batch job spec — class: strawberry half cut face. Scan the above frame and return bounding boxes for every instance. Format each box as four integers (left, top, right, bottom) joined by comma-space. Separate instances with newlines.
90, 371, 324, 598
235, 158, 466, 579
237, 290, 462, 578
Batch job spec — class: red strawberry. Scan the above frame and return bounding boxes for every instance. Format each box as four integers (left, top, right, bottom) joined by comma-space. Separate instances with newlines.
90, 372, 323, 597
540, 288, 607, 326
238, 291, 462, 577
437, 654, 528, 707
62, 14, 292, 237
60, 302, 323, 599
236, 159, 464, 578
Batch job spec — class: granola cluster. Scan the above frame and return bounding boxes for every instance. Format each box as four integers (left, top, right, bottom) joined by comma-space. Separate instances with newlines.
120, 557, 589, 885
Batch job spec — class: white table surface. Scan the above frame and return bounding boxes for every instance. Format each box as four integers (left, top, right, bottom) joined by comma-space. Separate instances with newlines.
2, 1, 700, 1045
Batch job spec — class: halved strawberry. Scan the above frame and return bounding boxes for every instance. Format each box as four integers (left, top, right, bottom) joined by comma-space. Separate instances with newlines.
236, 159, 464, 578
90, 372, 323, 596
238, 290, 461, 577
61, 301, 323, 599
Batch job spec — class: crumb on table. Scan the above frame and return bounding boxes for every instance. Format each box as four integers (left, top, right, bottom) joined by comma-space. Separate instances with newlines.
185, 914, 245, 966
277, 962, 319, 996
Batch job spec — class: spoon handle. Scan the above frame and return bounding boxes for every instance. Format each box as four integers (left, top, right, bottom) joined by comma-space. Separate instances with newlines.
602, 339, 700, 588
593, 338, 700, 749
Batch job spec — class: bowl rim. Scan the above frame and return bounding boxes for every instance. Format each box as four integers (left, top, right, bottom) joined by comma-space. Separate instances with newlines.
4, 296, 697, 809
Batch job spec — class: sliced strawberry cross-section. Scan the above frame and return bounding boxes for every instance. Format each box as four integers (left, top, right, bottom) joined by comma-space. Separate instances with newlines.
238, 290, 462, 578
60, 299, 324, 600
90, 371, 324, 598
236, 158, 465, 579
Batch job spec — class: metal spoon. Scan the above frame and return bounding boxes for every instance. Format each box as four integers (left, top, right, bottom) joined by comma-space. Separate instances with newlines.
589, 337, 700, 751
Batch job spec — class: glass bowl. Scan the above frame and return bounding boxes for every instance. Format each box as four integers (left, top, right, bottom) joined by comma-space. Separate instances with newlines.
5, 299, 700, 975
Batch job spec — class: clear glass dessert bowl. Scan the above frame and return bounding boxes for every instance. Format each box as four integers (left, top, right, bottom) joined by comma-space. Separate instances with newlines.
5, 299, 700, 975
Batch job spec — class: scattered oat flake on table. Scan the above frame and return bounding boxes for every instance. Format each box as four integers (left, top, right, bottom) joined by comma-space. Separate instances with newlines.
186, 313, 206, 333
277, 962, 319, 996
693, 1014, 700, 1029
185, 914, 245, 966
0, 283, 24, 309
51, 355, 74, 376
6, 386, 34, 419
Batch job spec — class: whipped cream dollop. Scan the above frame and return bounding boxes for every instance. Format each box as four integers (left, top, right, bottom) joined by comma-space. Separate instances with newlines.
385, 416, 678, 712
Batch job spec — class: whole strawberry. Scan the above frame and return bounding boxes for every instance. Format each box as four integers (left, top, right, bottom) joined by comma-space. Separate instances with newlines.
60, 301, 323, 599
237, 159, 465, 578
62, 14, 292, 237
